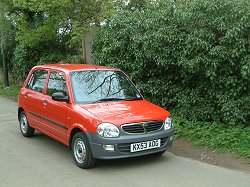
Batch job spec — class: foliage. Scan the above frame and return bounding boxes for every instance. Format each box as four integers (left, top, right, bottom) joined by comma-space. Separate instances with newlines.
0, 2, 15, 57
62, 55, 83, 64
11, 41, 74, 81
174, 116, 250, 158
92, 0, 250, 126
12, 0, 116, 46
0, 81, 21, 98
1, 0, 151, 83
0, 0, 16, 86
3, 0, 122, 81
116, 0, 153, 11
0, 1, 15, 55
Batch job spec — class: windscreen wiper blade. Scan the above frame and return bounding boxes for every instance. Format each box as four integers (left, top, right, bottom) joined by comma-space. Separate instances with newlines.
125, 97, 143, 101
93, 98, 125, 103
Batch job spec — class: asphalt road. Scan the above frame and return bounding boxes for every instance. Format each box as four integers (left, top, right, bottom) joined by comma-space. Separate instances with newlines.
0, 96, 249, 187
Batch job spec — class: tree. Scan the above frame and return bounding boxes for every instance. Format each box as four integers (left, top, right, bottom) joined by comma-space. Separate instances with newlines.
11, 0, 149, 62
0, 0, 15, 86
12, 0, 115, 46
1, 0, 152, 82
120, 0, 152, 11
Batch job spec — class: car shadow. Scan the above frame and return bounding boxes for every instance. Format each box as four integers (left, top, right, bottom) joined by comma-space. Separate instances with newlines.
95, 154, 169, 170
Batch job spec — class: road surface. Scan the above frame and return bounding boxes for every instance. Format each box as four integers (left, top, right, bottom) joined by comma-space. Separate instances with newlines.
0, 96, 249, 187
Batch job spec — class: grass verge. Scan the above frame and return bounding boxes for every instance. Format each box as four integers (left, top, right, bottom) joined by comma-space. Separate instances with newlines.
174, 115, 250, 158
0, 82, 21, 98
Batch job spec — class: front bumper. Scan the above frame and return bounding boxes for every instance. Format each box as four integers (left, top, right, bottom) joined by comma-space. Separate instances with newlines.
86, 128, 174, 159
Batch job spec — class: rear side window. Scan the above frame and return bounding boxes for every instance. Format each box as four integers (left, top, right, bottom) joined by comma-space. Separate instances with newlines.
27, 70, 48, 93
47, 72, 67, 96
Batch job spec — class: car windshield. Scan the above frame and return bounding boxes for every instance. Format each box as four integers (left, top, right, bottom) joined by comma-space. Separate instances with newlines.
70, 70, 142, 104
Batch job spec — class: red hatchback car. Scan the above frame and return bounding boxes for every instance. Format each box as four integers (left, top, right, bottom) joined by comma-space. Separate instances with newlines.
18, 64, 174, 168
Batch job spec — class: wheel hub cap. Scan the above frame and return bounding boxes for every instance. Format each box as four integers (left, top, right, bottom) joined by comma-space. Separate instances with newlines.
21, 115, 28, 133
74, 138, 86, 164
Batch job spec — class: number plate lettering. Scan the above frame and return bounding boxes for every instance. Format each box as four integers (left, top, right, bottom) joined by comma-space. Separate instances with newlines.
130, 139, 161, 153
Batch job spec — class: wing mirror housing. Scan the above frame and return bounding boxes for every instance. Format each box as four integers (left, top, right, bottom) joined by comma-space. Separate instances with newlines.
52, 92, 69, 103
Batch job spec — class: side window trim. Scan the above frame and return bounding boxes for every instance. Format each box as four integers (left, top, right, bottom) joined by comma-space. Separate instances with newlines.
26, 73, 34, 89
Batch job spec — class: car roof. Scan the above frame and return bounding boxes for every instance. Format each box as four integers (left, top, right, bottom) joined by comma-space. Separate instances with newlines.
34, 64, 119, 73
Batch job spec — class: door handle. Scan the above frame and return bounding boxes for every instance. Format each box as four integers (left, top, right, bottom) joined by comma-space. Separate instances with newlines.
43, 99, 48, 105
24, 93, 28, 98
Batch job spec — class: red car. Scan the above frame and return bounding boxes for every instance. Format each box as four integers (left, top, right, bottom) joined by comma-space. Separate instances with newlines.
18, 64, 174, 168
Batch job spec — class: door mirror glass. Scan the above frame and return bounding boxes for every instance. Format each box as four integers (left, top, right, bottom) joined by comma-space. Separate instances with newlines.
52, 92, 69, 103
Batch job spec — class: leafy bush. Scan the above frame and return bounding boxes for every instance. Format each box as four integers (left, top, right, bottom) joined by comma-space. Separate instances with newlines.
11, 42, 79, 81
62, 55, 83, 64
38, 52, 65, 65
92, 0, 250, 125
11, 44, 33, 82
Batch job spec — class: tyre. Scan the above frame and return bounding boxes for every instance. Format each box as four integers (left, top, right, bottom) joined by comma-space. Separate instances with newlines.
19, 111, 35, 137
71, 132, 96, 169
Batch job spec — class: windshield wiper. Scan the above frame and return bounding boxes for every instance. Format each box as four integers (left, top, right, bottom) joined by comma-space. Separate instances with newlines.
93, 98, 125, 103
125, 97, 143, 101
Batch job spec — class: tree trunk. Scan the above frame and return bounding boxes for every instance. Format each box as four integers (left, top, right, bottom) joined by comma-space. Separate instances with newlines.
82, 35, 87, 64
1, 29, 9, 87
2, 52, 9, 87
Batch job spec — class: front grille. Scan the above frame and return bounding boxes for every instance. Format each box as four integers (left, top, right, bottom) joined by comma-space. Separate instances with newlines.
145, 121, 164, 132
122, 124, 144, 133
121, 120, 164, 134
118, 137, 168, 153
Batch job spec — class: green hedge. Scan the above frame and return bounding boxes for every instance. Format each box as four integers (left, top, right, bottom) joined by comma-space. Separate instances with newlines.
92, 0, 250, 126
11, 43, 81, 82
11, 44, 64, 81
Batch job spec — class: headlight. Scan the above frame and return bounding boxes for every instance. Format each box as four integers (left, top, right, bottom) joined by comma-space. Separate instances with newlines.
97, 123, 120, 138
164, 117, 173, 130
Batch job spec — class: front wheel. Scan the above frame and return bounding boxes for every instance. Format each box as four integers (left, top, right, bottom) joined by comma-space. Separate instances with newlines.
19, 111, 35, 137
71, 132, 96, 169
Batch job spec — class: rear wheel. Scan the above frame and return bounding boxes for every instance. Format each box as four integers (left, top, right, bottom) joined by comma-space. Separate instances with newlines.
71, 132, 96, 169
19, 111, 35, 137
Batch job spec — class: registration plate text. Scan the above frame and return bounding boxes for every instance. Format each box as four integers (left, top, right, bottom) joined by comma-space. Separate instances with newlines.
130, 139, 161, 153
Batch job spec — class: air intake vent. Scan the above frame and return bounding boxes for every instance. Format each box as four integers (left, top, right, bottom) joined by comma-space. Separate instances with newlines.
121, 121, 163, 134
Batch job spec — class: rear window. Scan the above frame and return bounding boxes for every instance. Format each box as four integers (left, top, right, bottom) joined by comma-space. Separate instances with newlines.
27, 70, 48, 93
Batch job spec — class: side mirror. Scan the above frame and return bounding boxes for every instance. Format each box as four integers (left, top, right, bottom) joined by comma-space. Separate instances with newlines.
52, 92, 69, 103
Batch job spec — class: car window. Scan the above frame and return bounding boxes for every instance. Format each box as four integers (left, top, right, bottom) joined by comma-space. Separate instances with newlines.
47, 72, 67, 96
27, 70, 48, 93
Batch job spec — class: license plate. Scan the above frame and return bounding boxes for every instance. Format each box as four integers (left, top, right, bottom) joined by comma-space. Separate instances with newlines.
130, 139, 161, 153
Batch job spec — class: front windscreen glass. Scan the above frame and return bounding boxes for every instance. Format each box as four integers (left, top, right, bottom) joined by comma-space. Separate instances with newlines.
70, 70, 142, 104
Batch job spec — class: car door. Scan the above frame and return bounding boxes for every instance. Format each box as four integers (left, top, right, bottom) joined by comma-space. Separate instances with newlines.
41, 71, 68, 142
23, 69, 49, 128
